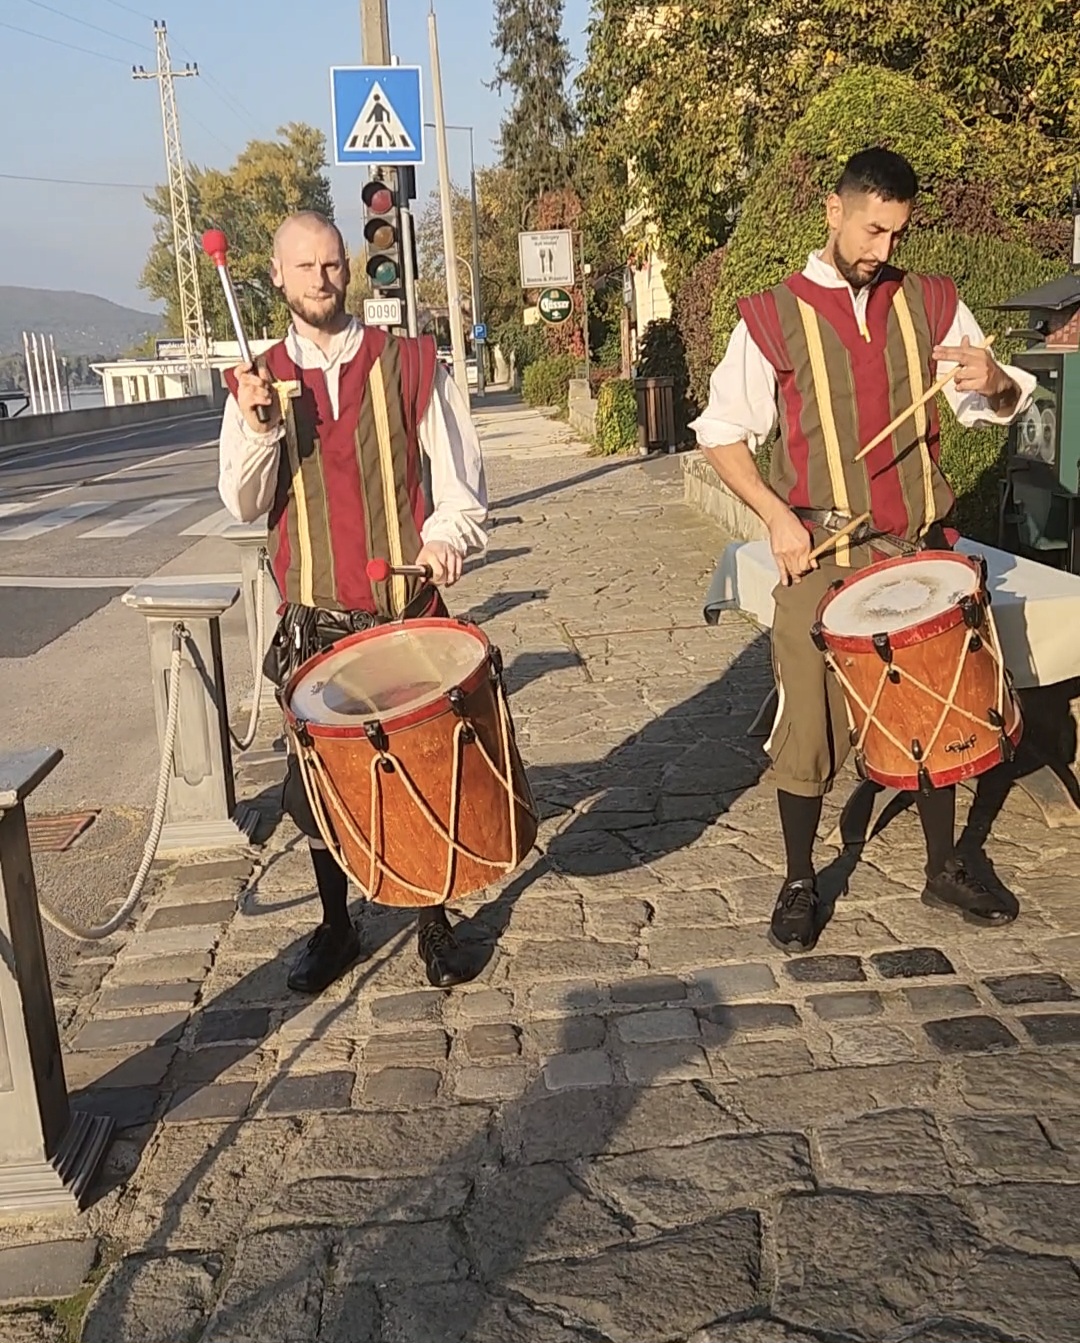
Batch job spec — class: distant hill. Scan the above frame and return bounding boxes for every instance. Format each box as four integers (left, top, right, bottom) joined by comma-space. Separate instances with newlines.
0, 286, 163, 357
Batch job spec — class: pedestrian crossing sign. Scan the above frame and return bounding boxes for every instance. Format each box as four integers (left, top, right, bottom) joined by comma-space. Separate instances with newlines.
330, 66, 425, 167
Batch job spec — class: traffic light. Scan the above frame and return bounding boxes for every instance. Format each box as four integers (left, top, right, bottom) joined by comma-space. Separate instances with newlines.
362, 173, 403, 295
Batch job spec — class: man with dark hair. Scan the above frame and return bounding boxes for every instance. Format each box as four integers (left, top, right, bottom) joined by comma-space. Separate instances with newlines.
218, 210, 488, 994
691, 146, 1036, 952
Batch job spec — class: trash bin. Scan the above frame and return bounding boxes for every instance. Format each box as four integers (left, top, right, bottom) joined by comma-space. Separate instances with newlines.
633, 376, 677, 454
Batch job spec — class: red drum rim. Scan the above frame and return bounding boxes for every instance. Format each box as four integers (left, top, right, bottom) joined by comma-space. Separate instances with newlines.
815, 550, 984, 655
283, 617, 492, 739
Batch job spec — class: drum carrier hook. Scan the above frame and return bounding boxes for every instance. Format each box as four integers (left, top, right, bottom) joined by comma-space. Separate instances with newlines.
447, 686, 476, 743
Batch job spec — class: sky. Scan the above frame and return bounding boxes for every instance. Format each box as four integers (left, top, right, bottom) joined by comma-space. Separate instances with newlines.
0, 0, 593, 312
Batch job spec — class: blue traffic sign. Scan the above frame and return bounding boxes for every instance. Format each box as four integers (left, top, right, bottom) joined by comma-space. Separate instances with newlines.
330, 66, 425, 168
472, 323, 488, 343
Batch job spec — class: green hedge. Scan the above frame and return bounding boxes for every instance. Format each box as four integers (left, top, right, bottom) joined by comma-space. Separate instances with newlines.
595, 379, 638, 455
710, 65, 1062, 542
522, 353, 576, 411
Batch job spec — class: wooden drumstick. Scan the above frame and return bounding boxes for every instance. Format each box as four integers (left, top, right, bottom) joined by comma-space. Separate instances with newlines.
366, 558, 433, 581
853, 335, 996, 463
808, 511, 872, 562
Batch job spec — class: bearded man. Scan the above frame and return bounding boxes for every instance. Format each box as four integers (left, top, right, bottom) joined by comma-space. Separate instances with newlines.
218, 209, 488, 995
691, 148, 1036, 953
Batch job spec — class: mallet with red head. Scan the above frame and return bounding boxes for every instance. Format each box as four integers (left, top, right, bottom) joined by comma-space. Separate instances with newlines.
201, 228, 270, 424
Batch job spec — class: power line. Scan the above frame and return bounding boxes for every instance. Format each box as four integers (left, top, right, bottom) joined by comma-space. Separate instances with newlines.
0, 17, 127, 62
22, 0, 150, 51
0, 170, 154, 189
97, 0, 153, 17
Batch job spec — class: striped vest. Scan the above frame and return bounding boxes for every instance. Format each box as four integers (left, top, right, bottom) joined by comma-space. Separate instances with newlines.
738, 269, 958, 561
240, 329, 437, 617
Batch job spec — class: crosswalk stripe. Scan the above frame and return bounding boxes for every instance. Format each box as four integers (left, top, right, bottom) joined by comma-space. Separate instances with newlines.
0, 501, 110, 542
180, 507, 235, 537
0, 500, 37, 521
81, 496, 202, 539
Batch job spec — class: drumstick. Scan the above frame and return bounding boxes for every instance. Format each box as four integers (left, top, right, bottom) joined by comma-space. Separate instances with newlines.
853, 335, 996, 463
808, 511, 872, 562
201, 229, 271, 425
366, 557, 433, 582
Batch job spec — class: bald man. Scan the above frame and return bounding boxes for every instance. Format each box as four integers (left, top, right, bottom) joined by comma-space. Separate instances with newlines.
218, 210, 488, 996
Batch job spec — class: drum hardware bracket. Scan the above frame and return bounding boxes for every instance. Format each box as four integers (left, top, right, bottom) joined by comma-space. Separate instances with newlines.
810, 622, 827, 653
911, 739, 924, 761
917, 765, 934, 794
969, 633, 983, 653
961, 595, 984, 630
362, 721, 390, 757
447, 687, 476, 742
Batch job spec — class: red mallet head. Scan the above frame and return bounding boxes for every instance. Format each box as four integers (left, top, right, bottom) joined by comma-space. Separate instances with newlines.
366, 558, 392, 583
201, 229, 229, 266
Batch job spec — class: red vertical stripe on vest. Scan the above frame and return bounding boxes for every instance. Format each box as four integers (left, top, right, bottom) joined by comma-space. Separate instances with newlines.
738, 288, 810, 509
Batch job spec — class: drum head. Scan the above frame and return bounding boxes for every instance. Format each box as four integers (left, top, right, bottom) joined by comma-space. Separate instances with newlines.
821, 555, 977, 638
288, 621, 487, 728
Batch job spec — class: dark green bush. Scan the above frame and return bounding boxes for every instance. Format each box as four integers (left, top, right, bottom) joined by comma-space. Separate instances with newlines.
709, 65, 1063, 541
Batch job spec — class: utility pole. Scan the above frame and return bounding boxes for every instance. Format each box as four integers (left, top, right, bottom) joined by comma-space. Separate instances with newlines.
133, 22, 208, 378
360, 0, 390, 63
428, 5, 469, 402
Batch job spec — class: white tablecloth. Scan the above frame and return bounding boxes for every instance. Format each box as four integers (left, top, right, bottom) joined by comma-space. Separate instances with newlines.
705, 538, 1080, 691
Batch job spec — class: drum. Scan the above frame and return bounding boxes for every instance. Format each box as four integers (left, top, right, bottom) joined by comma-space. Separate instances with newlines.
813, 550, 1022, 791
282, 618, 538, 908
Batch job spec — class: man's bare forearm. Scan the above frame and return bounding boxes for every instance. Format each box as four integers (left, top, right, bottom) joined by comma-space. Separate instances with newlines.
700, 441, 792, 528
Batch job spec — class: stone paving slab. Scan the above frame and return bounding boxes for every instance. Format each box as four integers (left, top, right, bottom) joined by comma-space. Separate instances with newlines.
6, 405, 1080, 1341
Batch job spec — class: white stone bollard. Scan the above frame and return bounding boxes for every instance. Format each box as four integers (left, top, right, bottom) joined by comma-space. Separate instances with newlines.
123, 581, 257, 855
0, 748, 113, 1214
222, 521, 279, 712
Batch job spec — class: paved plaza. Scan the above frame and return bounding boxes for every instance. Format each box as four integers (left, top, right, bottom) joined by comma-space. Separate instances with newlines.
4, 398, 1080, 1342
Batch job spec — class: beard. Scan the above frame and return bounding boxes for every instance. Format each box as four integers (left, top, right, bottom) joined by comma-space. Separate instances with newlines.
284, 286, 346, 329
832, 244, 882, 291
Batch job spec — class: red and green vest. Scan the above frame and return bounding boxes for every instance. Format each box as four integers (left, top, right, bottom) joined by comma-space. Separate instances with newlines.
227, 328, 438, 616
738, 269, 959, 560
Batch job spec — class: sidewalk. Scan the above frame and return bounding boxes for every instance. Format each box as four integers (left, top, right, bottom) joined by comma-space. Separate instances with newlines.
5, 397, 1080, 1341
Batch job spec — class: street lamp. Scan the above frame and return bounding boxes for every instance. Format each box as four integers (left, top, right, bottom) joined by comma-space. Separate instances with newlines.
423, 120, 486, 396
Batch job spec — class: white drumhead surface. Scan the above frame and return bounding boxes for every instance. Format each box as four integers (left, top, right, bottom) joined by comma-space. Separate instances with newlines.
822, 558, 976, 637
289, 624, 484, 726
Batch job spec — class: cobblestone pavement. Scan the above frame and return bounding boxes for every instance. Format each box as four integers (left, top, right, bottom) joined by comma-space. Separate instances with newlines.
5, 398, 1080, 1342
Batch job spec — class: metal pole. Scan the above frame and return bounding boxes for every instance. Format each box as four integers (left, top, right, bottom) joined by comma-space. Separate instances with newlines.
428, 5, 469, 402
39, 334, 57, 414
22, 333, 38, 415
48, 336, 65, 413
578, 231, 591, 387
468, 129, 486, 398
402, 204, 433, 515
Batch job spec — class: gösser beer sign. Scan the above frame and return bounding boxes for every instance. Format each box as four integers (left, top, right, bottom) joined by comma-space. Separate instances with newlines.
537, 287, 573, 325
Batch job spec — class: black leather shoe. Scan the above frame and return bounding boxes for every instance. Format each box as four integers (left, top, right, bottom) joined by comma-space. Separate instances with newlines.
287, 922, 365, 994
921, 860, 1019, 926
769, 878, 823, 952
418, 911, 471, 988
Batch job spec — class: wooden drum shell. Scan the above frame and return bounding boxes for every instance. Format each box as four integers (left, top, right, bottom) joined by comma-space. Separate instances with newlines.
283, 621, 537, 908
816, 552, 1023, 791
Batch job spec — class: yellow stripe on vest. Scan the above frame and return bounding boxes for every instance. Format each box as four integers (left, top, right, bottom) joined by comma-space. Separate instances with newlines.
368, 359, 408, 615
796, 298, 852, 567
286, 428, 315, 607
891, 287, 936, 537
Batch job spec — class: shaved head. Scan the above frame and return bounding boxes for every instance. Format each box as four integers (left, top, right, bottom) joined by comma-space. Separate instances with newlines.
270, 210, 350, 334
272, 210, 345, 260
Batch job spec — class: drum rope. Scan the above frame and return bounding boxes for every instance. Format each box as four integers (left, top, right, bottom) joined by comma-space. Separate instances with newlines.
292, 677, 536, 905
229, 548, 270, 752
36, 623, 188, 941
825, 596, 1016, 768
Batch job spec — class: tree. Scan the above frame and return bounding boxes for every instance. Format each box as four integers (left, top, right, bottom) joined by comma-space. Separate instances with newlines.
579, 0, 1080, 285
139, 122, 334, 341
490, 0, 578, 216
